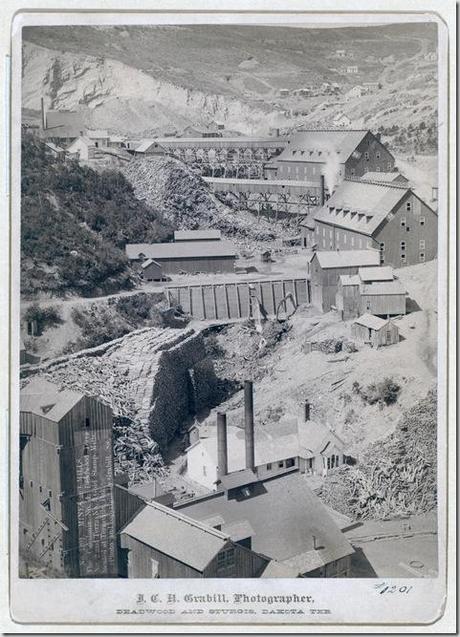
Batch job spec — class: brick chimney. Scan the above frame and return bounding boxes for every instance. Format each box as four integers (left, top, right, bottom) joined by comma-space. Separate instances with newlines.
244, 380, 255, 471
304, 400, 311, 422
216, 412, 228, 479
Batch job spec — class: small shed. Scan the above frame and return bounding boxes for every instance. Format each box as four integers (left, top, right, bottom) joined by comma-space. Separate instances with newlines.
351, 314, 399, 348
140, 259, 163, 281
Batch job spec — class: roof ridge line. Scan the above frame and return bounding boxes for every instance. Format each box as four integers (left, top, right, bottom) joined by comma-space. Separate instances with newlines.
143, 498, 229, 541
344, 177, 409, 190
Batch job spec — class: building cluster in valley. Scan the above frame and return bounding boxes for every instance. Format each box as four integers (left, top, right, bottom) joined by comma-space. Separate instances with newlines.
19, 96, 438, 579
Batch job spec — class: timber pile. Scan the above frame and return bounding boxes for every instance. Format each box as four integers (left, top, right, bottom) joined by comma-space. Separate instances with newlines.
319, 389, 437, 520
113, 417, 167, 485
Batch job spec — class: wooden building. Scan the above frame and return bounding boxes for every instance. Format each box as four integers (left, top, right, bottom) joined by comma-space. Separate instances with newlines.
140, 259, 163, 281
120, 500, 269, 578
126, 241, 238, 275
20, 378, 117, 577
351, 314, 399, 348
302, 178, 438, 268
336, 266, 407, 320
268, 130, 394, 186
309, 250, 381, 313
42, 110, 86, 145
66, 136, 97, 161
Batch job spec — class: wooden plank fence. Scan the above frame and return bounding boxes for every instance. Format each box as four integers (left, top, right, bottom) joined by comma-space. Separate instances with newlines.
166, 278, 308, 320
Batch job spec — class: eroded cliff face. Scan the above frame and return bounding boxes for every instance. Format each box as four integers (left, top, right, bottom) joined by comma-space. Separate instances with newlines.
22, 41, 284, 135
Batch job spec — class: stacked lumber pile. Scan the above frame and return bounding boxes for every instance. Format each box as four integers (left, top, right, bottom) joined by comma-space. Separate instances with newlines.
319, 389, 437, 520
113, 417, 167, 485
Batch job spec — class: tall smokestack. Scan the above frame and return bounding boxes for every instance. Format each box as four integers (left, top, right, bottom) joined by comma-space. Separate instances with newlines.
320, 174, 326, 206
244, 380, 255, 472
41, 97, 46, 130
304, 400, 311, 422
216, 412, 228, 479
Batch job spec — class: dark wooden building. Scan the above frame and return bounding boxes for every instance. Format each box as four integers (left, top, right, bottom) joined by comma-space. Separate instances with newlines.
269, 129, 394, 186
301, 178, 438, 268
126, 241, 238, 275
351, 314, 400, 348
336, 266, 407, 320
120, 500, 269, 578
19, 378, 117, 577
309, 250, 381, 313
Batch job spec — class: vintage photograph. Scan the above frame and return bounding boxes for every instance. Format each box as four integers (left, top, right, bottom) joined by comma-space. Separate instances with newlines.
17, 19, 440, 584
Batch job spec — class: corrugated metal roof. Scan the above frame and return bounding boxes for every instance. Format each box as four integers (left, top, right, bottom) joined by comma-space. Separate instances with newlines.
121, 501, 229, 571
180, 472, 354, 573
20, 377, 84, 422
314, 250, 380, 269
174, 230, 221, 241
314, 180, 408, 236
360, 280, 407, 295
353, 313, 390, 330
358, 266, 394, 281
275, 129, 369, 164
126, 241, 237, 260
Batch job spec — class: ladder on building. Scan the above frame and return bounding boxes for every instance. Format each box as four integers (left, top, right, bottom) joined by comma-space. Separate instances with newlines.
25, 518, 49, 551
38, 530, 62, 560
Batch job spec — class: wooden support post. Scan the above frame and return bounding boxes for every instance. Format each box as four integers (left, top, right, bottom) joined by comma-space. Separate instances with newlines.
224, 284, 230, 319
201, 286, 206, 320
271, 281, 276, 314
282, 280, 286, 302
166, 289, 172, 307
236, 284, 242, 318
292, 279, 298, 306
189, 286, 193, 315
212, 285, 218, 320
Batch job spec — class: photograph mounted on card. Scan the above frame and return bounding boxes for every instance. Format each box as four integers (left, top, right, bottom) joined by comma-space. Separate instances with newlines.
5, 3, 454, 631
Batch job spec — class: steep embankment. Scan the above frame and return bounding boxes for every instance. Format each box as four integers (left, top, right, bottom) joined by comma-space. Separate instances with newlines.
121, 156, 280, 243
22, 23, 437, 145
22, 326, 219, 484
21, 133, 172, 298
201, 259, 437, 458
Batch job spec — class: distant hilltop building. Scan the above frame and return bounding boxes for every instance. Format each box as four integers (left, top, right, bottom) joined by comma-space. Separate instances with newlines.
332, 113, 352, 128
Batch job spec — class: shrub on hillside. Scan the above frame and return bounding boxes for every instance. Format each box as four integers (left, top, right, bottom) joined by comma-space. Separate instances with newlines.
353, 377, 401, 407
23, 303, 63, 335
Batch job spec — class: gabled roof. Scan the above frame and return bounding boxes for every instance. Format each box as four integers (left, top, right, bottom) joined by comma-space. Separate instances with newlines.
314, 179, 410, 236
140, 258, 161, 270
126, 241, 237, 260
44, 142, 65, 153
174, 229, 221, 242
360, 280, 407, 296
358, 266, 394, 282
67, 136, 95, 151
313, 250, 380, 269
361, 171, 409, 184
20, 377, 84, 422
275, 130, 369, 165
121, 501, 230, 572
179, 472, 354, 575
353, 313, 391, 331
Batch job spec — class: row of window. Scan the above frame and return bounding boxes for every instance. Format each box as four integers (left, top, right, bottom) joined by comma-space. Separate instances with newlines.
401, 253, 426, 264
401, 215, 425, 227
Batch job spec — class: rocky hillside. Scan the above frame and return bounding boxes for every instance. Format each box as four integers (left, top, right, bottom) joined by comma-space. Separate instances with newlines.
22, 23, 438, 148
21, 133, 172, 298
121, 156, 282, 243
